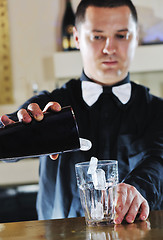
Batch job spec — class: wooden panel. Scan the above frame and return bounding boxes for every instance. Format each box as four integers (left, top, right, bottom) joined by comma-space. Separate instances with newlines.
0, 0, 13, 104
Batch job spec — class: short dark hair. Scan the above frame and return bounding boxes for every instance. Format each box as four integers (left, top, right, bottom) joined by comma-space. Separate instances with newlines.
75, 0, 138, 28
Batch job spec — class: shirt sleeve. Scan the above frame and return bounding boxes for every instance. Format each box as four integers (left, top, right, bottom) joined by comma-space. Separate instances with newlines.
123, 155, 163, 210
123, 96, 163, 210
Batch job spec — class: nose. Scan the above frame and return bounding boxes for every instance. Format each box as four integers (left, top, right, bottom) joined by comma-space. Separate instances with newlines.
103, 37, 116, 55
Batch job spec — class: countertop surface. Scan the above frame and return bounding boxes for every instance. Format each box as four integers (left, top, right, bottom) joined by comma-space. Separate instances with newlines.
0, 210, 163, 239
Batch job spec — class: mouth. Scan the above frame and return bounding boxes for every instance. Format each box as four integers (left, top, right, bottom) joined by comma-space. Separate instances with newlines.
102, 60, 118, 67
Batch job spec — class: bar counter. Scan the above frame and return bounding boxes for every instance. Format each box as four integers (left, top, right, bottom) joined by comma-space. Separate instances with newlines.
0, 210, 163, 239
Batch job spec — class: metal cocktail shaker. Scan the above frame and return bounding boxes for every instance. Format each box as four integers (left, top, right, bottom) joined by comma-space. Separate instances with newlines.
0, 106, 87, 161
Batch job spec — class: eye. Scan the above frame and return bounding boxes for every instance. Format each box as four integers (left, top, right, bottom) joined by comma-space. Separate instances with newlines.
116, 33, 129, 40
117, 34, 125, 39
90, 35, 104, 41
116, 34, 126, 39
94, 35, 102, 40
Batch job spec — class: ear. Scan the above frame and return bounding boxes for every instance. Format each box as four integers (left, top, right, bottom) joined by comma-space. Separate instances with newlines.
73, 26, 80, 49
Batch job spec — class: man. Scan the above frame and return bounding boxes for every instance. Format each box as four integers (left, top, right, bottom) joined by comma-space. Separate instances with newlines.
1, 0, 163, 224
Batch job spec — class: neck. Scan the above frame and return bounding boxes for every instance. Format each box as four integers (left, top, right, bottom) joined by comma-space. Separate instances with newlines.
81, 71, 130, 87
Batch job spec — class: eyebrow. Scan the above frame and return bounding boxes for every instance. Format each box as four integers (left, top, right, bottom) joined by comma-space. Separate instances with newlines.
92, 29, 103, 33
91, 28, 129, 33
117, 29, 129, 32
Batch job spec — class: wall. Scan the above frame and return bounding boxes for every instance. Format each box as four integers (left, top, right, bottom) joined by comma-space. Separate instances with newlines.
9, 0, 56, 104
0, 0, 59, 115
130, 0, 163, 97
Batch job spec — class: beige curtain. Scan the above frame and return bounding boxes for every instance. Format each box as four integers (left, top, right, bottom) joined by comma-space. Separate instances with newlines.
0, 0, 13, 104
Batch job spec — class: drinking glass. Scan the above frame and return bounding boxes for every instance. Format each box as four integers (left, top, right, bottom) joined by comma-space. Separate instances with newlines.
75, 160, 118, 226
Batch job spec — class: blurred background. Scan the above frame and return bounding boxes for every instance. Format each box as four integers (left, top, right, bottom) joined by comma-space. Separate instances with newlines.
0, 0, 162, 223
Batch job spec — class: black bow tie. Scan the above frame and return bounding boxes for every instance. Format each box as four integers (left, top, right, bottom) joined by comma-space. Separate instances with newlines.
81, 81, 131, 106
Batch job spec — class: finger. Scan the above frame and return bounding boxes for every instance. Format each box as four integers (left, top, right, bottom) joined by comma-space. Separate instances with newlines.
114, 183, 128, 224
27, 103, 44, 121
125, 194, 142, 223
17, 108, 32, 123
139, 200, 149, 221
0, 115, 15, 126
115, 183, 128, 212
50, 154, 59, 160
115, 184, 139, 224
43, 102, 61, 113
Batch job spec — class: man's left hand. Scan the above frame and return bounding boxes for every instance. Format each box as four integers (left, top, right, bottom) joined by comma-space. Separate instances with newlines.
114, 183, 149, 224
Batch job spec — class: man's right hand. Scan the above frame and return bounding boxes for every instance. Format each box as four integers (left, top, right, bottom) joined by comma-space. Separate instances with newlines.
0, 101, 61, 160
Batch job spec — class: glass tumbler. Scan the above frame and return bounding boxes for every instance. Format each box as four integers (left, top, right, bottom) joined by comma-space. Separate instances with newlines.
75, 160, 118, 226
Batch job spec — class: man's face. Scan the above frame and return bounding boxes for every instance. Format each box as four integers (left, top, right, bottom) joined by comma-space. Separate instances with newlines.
74, 6, 138, 85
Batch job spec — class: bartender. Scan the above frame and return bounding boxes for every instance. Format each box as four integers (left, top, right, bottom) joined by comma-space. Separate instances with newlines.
1, 0, 163, 224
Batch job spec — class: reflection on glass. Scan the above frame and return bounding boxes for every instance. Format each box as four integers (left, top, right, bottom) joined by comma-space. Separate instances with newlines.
86, 220, 151, 240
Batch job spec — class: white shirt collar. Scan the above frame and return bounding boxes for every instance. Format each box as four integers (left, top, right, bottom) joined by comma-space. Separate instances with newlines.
82, 81, 131, 107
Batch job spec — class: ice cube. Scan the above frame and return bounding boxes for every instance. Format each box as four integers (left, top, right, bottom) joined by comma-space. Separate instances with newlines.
87, 157, 98, 174
92, 169, 106, 190
91, 202, 104, 220
79, 138, 92, 151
